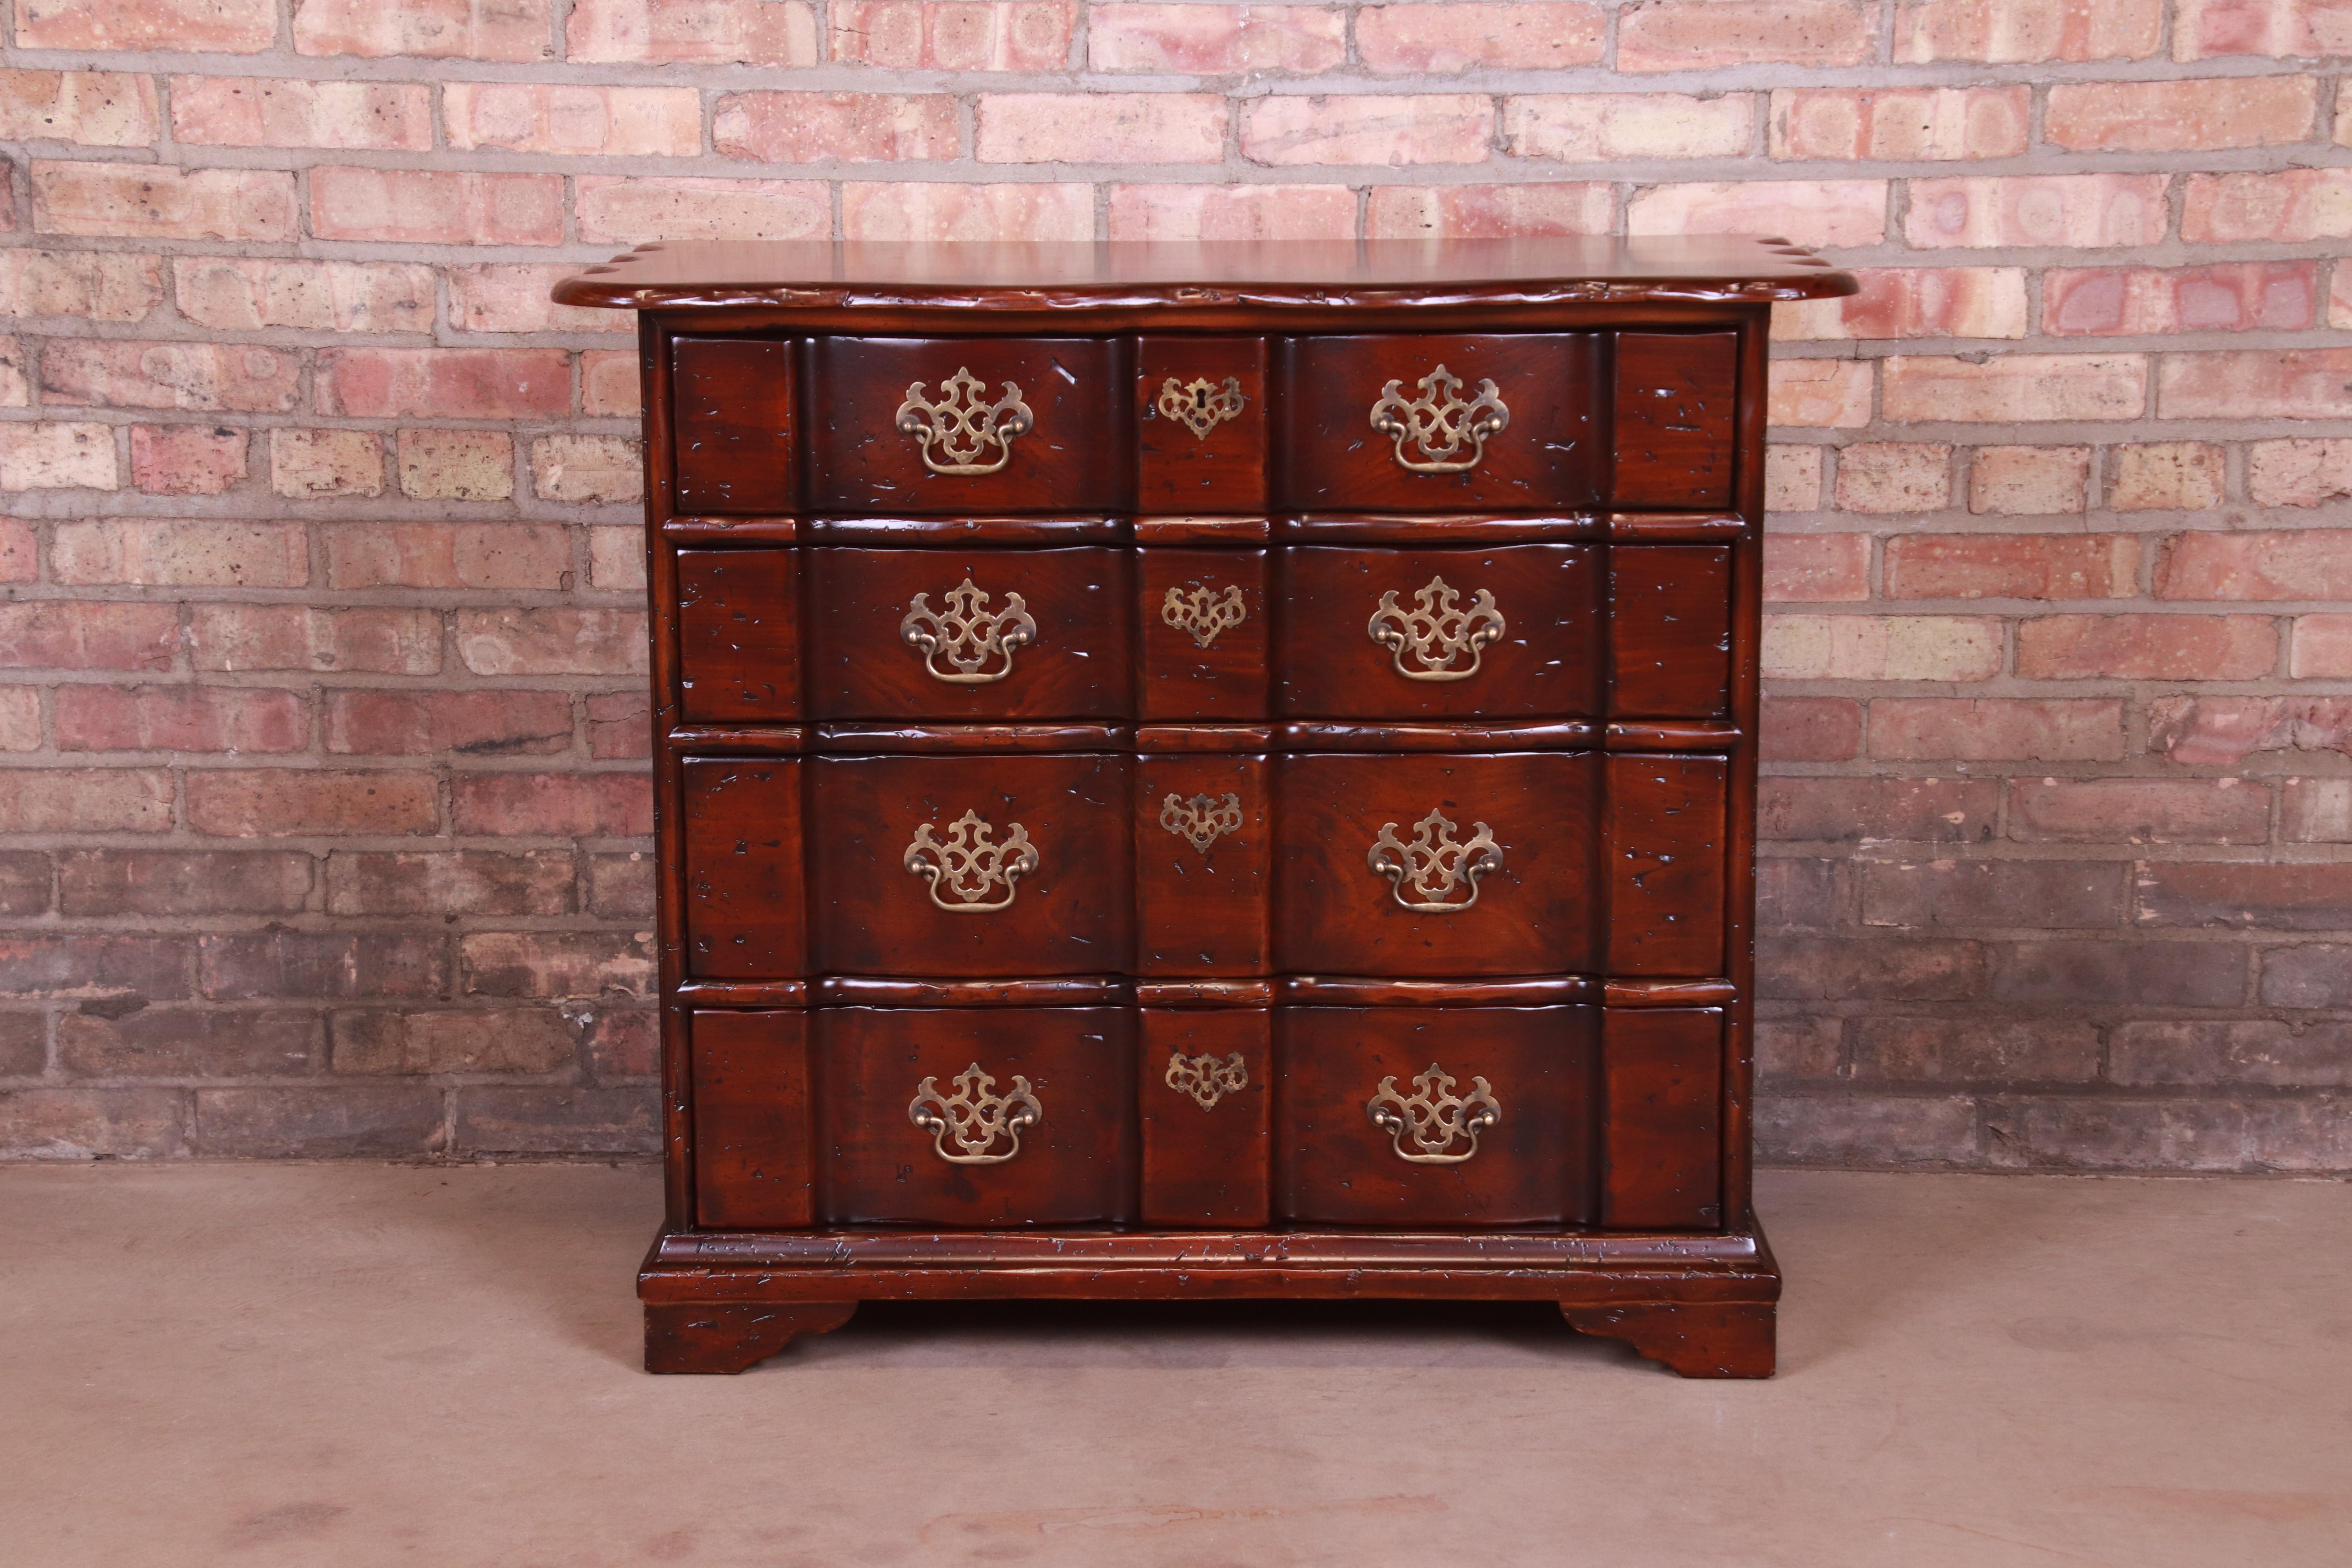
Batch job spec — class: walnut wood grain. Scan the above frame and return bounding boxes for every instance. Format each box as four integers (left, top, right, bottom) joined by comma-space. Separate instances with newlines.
1140, 1008, 1272, 1227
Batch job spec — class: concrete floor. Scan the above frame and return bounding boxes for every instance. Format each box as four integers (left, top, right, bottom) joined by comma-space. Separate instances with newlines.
0, 1168, 2345, 1568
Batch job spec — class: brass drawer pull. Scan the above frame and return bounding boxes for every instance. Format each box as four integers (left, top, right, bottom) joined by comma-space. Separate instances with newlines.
1160, 791, 1242, 855
902, 577, 1036, 684
904, 809, 1037, 913
1368, 1063, 1501, 1164
1368, 575, 1504, 682
1161, 583, 1247, 648
1165, 1050, 1248, 1111
1369, 364, 1508, 473
1368, 808, 1501, 915
1156, 374, 1247, 440
897, 367, 1033, 475
909, 1063, 1042, 1164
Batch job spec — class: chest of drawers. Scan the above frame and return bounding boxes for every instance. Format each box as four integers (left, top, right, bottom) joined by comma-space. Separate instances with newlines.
555, 239, 1857, 1378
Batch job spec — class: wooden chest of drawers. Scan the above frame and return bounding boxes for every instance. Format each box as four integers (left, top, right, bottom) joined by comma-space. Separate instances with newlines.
555, 238, 1857, 1377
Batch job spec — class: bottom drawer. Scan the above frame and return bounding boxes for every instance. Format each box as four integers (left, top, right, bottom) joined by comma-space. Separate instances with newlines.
1274, 1006, 1597, 1227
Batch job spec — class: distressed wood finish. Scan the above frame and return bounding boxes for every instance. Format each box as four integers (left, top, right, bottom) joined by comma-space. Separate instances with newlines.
566, 239, 1857, 1377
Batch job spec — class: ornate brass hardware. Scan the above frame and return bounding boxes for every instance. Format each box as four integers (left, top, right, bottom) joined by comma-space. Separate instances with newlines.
1160, 791, 1243, 855
1368, 808, 1502, 915
1165, 1050, 1249, 1111
896, 367, 1033, 475
1367, 1063, 1501, 1164
904, 809, 1037, 914
1156, 375, 1247, 440
1369, 364, 1509, 473
1161, 584, 1247, 649
901, 578, 1036, 684
1367, 575, 1506, 682
909, 1062, 1043, 1164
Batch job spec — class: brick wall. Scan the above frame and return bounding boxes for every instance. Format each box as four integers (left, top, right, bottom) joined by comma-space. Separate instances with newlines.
0, 0, 2344, 1169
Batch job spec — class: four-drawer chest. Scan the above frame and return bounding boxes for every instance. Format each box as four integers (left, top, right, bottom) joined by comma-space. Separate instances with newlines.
554, 238, 1858, 1377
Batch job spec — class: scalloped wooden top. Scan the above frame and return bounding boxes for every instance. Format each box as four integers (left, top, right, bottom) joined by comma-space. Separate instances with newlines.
550, 237, 1859, 312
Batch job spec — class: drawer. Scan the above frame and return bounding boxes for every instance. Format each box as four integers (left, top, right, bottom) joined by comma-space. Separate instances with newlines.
1275, 752, 1599, 977
1275, 544, 1601, 719
1602, 1008, 1722, 1229
1604, 754, 1727, 977
681, 757, 805, 979
1137, 752, 1270, 976
691, 1009, 811, 1228
809, 752, 1132, 977
677, 548, 799, 722
809, 337, 1121, 514
1141, 1008, 1270, 1227
816, 1006, 1135, 1226
805, 547, 1131, 721
1138, 335, 1268, 514
1274, 1005, 1596, 1226
672, 336, 794, 515
1276, 334, 1602, 512
1613, 332, 1739, 509
1139, 546, 1268, 720
1610, 544, 1731, 717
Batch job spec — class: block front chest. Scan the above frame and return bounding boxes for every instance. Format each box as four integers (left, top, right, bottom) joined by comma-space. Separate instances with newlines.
559, 239, 1857, 1377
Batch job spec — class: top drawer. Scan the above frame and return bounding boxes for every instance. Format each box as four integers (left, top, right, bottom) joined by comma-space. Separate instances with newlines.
1277, 334, 1603, 513
809, 337, 1122, 515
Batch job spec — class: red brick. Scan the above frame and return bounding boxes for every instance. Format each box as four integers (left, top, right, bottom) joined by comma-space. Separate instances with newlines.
0, 423, 117, 490
194, 1087, 444, 1158
2007, 779, 2268, 845
0, 70, 158, 147
2136, 863, 2352, 932
1357, 3, 1604, 72
57, 686, 310, 754
0, 936, 191, 999
587, 691, 651, 759
296, 0, 555, 59
581, 351, 642, 416
31, 163, 295, 242
2181, 169, 2352, 243
531, 435, 642, 505
2336, 259, 2352, 326
1766, 446, 1822, 511
1763, 613, 2001, 681
175, 258, 433, 334
2111, 443, 2226, 512
1758, 936, 1984, 1001
2112, 1020, 2352, 1090
1768, 360, 1872, 428
1770, 87, 2027, 161
1363, 183, 1613, 239
0, 769, 172, 833
589, 853, 657, 916
52, 519, 305, 588
1504, 93, 1752, 161
1848, 1017, 2101, 1083
453, 1086, 659, 1154
1967, 447, 2088, 516
326, 691, 573, 757
1904, 174, 2167, 249
1240, 96, 1491, 167
1758, 696, 1861, 760
58, 851, 312, 917
585, 1008, 659, 1078
975, 93, 1229, 164
171, 77, 431, 151
461, 932, 655, 1000
2143, 696, 2352, 765
840, 182, 1094, 241
456, 609, 648, 676
130, 426, 247, 497
445, 83, 701, 156
2175, 0, 2352, 58
2045, 262, 2317, 337
575, 176, 829, 243
0, 249, 162, 321
2016, 615, 2277, 681
1894, 0, 2162, 61
1882, 355, 2145, 424
714, 92, 956, 163
0, 686, 33, 749
18, 0, 275, 50
446, 265, 634, 335
1619, 0, 1873, 70
1764, 533, 1869, 603
1988, 941, 2245, 1007
2289, 616, 2352, 679
310, 168, 564, 246
0, 520, 29, 584
1089, 4, 1343, 73
829, 0, 1069, 68
2046, 75, 2315, 151
1884, 534, 2136, 601
1109, 184, 1357, 241
331, 1009, 575, 1075
59, 1009, 318, 1078
1872, 699, 2125, 761
1835, 443, 1952, 514
451, 772, 654, 837
0, 1089, 183, 1157
2155, 531, 2352, 601
41, 340, 297, 414
195, 613, 427, 688
188, 771, 440, 837
2248, 440, 2352, 508
1775, 268, 2028, 343
0, 602, 176, 671
1756, 1091, 1978, 1165
2161, 350, 2352, 421
315, 349, 570, 420
1758, 856, 1840, 929
2282, 777, 2352, 843
1759, 776, 1997, 841
397, 429, 513, 502
321, 523, 569, 595
325, 850, 575, 917
269, 429, 383, 499
1627, 180, 1886, 247
2262, 942, 2352, 1006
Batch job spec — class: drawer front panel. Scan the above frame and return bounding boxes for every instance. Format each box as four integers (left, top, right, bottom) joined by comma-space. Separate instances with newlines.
1138, 752, 1271, 976
810, 753, 1133, 977
806, 547, 1132, 720
682, 757, 806, 979
673, 336, 793, 515
1138, 335, 1269, 514
678, 548, 799, 722
817, 1006, 1135, 1226
1277, 334, 1602, 512
1613, 332, 1738, 509
692, 1009, 811, 1228
1140, 546, 1268, 720
1604, 753, 1727, 977
1274, 1005, 1596, 1226
809, 337, 1121, 513
1275, 752, 1599, 976
1602, 1007, 1722, 1229
1610, 544, 1731, 717
1141, 1009, 1271, 1227
1276, 544, 1601, 719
